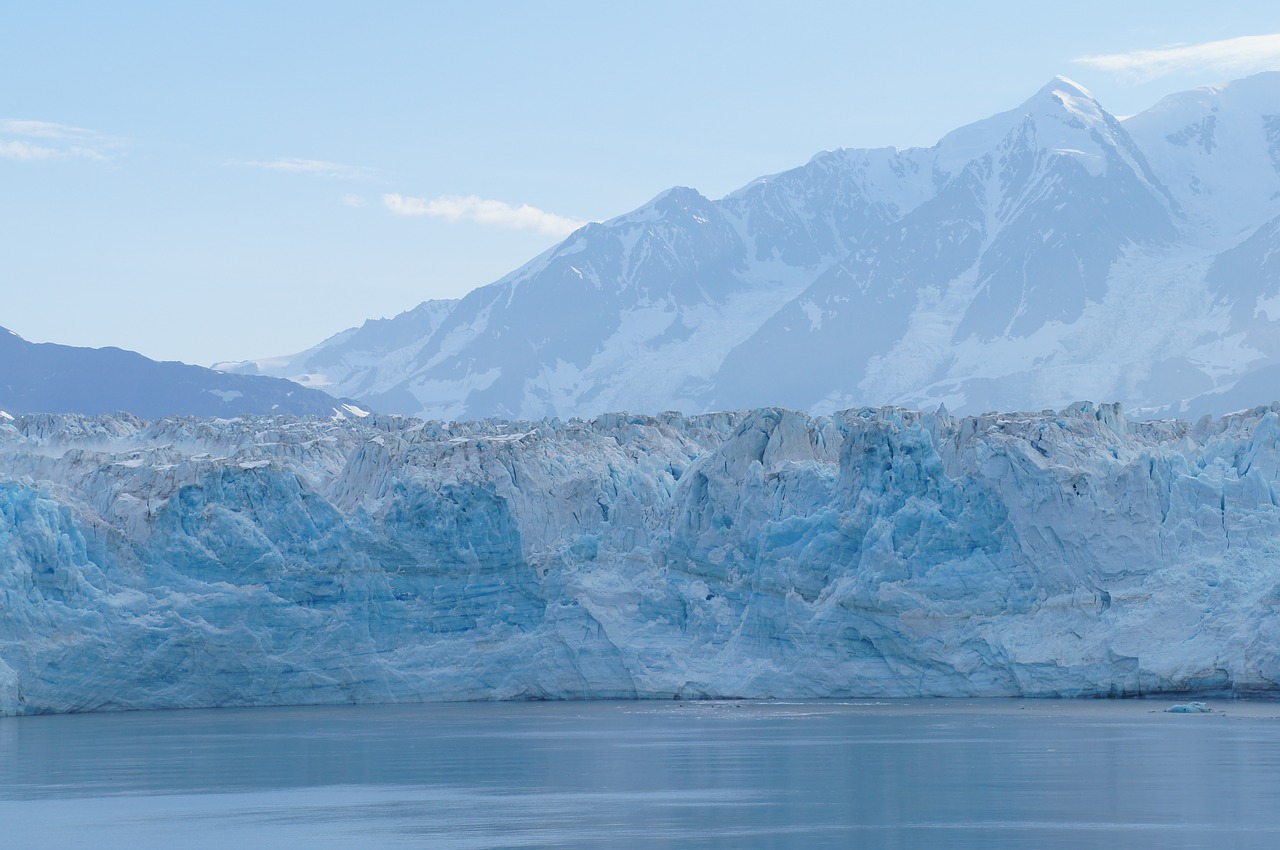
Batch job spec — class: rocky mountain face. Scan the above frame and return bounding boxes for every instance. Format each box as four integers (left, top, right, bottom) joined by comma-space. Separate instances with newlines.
0, 327, 363, 419
4, 401, 1280, 714
222, 73, 1280, 422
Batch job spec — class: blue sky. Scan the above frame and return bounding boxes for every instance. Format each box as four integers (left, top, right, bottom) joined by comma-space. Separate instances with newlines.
5, 1, 1280, 365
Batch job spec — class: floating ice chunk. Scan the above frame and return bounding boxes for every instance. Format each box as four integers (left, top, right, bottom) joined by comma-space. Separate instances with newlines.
1165, 702, 1212, 714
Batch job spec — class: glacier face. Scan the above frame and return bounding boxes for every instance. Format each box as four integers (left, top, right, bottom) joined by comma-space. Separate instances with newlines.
3, 403, 1280, 715
220, 73, 1280, 422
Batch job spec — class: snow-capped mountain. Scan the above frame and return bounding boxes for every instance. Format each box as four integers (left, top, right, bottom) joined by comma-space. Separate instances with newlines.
5, 401, 1280, 714
214, 299, 459, 414
224, 73, 1280, 421
0, 326, 364, 419
223, 150, 935, 419
1125, 71, 1280, 242
715, 78, 1179, 413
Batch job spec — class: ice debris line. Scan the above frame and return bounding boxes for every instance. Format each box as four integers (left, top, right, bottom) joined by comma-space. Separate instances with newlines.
2, 401, 1279, 716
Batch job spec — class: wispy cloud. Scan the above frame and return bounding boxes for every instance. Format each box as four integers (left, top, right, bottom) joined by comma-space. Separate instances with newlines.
0, 119, 121, 162
0, 141, 63, 161
227, 157, 375, 179
383, 193, 585, 237
342, 193, 368, 208
1074, 33, 1280, 80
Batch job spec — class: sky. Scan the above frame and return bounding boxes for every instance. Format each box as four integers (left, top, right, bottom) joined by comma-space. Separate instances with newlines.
5, 1, 1280, 366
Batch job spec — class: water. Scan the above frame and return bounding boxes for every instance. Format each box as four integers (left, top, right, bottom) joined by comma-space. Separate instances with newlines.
2, 699, 1279, 849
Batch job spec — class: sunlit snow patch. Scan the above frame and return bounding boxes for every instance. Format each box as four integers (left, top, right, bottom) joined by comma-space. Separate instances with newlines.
333, 403, 371, 419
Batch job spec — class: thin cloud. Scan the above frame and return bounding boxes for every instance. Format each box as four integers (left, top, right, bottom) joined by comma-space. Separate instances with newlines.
0, 119, 99, 139
1074, 33, 1280, 80
383, 193, 586, 237
0, 140, 62, 161
228, 157, 375, 179
0, 119, 121, 161
342, 193, 368, 208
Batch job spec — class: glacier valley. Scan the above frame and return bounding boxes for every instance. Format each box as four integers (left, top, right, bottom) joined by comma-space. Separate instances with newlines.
3, 402, 1280, 715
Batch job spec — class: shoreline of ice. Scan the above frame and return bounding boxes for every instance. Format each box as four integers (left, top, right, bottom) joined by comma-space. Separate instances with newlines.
3, 401, 1280, 716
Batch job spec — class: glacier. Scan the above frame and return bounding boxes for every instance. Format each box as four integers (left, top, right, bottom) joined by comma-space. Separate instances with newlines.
3, 401, 1280, 716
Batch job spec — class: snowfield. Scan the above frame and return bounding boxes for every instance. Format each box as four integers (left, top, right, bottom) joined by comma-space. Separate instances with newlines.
3, 402, 1280, 715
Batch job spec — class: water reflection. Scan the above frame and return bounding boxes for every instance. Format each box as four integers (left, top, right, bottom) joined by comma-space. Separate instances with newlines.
2, 700, 1279, 849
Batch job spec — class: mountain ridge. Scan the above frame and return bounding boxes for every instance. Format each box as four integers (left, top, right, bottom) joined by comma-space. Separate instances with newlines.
220, 72, 1280, 422
0, 326, 366, 419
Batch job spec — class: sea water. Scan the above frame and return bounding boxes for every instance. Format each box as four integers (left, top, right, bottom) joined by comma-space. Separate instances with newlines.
2, 699, 1278, 849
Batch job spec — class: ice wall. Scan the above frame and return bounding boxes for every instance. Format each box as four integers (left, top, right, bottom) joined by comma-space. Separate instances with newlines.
2, 403, 1278, 715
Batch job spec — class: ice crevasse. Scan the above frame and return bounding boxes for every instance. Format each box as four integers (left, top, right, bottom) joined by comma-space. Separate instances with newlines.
1, 401, 1278, 715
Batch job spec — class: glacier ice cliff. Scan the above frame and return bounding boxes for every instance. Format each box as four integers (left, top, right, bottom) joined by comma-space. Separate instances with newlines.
2, 402, 1280, 715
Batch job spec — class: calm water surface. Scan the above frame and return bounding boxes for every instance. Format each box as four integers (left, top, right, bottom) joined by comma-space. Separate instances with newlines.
2, 699, 1279, 849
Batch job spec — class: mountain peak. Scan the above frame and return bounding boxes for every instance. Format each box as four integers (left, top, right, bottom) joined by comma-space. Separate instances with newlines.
650, 185, 711, 207
1032, 75, 1095, 102
1019, 75, 1108, 128
932, 75, 1114, 176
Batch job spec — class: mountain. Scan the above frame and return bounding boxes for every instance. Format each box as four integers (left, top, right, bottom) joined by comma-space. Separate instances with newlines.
213, 298, 459, 413
222, 153, 932, 419
715, 78, 1179, 413
222, 73, 1280, 421
4, 401, 1280, 714
0, 327, 366, 419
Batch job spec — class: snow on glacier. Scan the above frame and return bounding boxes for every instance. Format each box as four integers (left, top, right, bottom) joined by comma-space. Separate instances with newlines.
3, 402, 1280, 715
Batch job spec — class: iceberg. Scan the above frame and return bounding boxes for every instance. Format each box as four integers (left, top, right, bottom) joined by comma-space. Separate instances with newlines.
2, 401, 1280, 715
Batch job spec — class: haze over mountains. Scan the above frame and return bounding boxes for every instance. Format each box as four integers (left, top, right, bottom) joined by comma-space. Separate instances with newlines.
221, 73, 1280, 422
